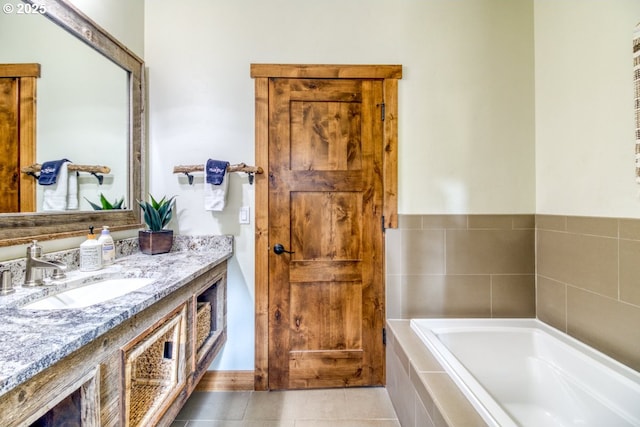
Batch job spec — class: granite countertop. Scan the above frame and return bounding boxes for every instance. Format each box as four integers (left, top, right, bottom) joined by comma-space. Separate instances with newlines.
0, 235, 233, 397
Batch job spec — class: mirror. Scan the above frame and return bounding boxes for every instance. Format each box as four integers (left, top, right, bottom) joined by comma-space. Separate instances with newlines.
0, 0, 145, 246
0, 8, 128, 213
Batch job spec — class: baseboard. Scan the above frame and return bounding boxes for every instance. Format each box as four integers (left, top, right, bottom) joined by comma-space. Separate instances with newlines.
195, 370, 255, 391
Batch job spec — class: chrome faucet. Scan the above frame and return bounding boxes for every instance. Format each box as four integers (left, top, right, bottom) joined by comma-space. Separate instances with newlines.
24, 240, 67, 287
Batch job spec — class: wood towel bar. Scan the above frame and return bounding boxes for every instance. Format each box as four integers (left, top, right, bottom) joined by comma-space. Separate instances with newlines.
22, 163, 111, 184
173, 162, 263, 185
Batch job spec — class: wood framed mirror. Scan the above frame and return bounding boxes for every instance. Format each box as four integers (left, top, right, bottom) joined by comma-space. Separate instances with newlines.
0, 0, 145, 247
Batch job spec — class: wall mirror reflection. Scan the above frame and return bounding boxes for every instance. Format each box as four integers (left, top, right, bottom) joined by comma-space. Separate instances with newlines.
0, 4, 128, 213
0, 0, 145, 246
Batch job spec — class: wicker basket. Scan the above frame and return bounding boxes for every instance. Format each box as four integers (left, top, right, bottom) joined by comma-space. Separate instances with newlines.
124, 311, 184, 427
132, 328, 175, 381
128, 384, 171, 427
196, 302, 211, 350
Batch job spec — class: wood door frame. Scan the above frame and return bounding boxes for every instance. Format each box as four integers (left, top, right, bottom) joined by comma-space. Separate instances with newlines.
251, 64, 401, 391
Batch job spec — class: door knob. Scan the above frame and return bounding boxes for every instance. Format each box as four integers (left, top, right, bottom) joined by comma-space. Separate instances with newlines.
273, 243, 295, 255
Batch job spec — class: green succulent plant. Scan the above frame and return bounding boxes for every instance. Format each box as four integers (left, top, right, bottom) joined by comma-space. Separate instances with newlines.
138, 194, 176, 231
85, 193, 125, 210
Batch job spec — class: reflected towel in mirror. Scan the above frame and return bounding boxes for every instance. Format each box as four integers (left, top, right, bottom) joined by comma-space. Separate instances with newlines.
42, 161, 79, 211
38, 158, 70, 185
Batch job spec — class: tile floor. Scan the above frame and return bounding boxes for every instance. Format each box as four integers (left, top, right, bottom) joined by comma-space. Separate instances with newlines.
170, 387, 400, 426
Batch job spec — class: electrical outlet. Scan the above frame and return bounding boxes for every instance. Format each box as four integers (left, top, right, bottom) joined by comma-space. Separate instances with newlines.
239, 206, 250, 224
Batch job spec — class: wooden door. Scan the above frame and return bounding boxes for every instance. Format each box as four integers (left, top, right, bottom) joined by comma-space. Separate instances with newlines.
0, 77, 20, 212
253, 64, 401, 390
0, 64, 39, 213
268, 77, 384, 389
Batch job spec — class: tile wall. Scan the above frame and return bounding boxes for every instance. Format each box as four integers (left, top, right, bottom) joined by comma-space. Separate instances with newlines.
385, 214, 536, 319
385, 214, 640, 371
536, 215, 640, 371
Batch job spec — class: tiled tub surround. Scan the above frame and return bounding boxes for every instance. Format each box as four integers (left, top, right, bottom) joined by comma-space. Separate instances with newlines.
387, 214, 640, 371
386, 320, 488, 427
537, 215, 640, 372
386, 214, 640, 426
386, 215, 536, 319
0, 234, 232, 396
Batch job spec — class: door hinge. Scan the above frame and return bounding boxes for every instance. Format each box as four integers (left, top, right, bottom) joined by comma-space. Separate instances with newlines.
380, 102, 386, 121
381, 215, 386, 233
382, 328, 387, 346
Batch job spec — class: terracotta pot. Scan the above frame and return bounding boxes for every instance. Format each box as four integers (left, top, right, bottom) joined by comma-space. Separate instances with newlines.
138, 229, 173, 255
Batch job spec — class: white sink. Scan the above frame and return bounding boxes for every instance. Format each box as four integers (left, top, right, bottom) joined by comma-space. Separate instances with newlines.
22, 277, 156, 310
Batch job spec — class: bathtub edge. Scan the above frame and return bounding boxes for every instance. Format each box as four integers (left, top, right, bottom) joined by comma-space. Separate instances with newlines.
386, 319, 489, 427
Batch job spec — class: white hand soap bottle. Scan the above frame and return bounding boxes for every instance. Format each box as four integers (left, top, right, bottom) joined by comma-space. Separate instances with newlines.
80, 226, 102, 271
98, 225, 115, 265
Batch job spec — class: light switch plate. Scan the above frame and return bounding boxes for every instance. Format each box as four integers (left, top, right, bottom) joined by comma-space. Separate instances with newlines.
239, 206, 250, 224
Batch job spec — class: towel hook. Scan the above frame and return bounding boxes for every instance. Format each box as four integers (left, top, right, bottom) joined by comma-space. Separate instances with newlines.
183, 172, 194, 185
248, 172, 254, 185
90, 172, 104, 185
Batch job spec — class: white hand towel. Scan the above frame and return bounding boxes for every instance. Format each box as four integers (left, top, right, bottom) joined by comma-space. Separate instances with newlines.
66, 170, 78, 210
42, 161, 70, 211
204, 164, 229, 211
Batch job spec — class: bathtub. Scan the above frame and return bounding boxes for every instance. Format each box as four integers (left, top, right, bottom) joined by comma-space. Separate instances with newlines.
410, 318, 640, 427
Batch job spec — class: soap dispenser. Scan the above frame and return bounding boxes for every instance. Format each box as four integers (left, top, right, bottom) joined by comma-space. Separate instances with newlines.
98, 225, 115, 265
80, 226, 102, 271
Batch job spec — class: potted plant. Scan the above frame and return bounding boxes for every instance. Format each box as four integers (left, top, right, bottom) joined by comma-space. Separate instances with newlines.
85, 193, 125, 210
137, 194, 176, 255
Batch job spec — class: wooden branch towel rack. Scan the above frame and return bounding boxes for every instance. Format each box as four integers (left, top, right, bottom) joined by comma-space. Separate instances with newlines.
22, 163, 111, 185
173, 162, 263, 185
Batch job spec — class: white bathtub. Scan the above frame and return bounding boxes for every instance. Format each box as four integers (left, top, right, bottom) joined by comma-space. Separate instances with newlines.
410, 318, 640, 427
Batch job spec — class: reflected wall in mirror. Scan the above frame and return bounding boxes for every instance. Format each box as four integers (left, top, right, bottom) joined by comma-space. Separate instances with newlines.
0, 0, 145, 246
0, 2, 128, 213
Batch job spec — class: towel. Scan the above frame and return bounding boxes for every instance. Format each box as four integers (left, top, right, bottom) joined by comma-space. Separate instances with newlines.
206, 159, 229, 185
42, 161, 78, 211
38, 158, 70, 185
67, 171, 78, 210
204, 159, 229, 211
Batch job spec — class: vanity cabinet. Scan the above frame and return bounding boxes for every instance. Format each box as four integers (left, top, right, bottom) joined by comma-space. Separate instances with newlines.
192, 278, 226, 382
25, 366, 100, 426
0, 260, 227, 427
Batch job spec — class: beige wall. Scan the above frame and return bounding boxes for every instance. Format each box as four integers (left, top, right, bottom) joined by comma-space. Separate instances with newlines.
396, 0, 535, 214
534, 0, 640, 217
144, 0, 535, 370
